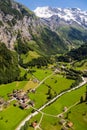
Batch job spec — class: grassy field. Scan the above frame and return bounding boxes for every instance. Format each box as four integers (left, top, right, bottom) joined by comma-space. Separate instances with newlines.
29, 74, 74, 108
45, 74, 74, 93
21, 51, 40, 64
43, 84, 87, 115
19, 66, 33, 80
64, 102, 87, 130
73, 60, 87, 71
0, 101, 32, 130
19, 66, 27, 78
27, 84, 87, 130
32, 68, 52, 81
24, 80, 38, 91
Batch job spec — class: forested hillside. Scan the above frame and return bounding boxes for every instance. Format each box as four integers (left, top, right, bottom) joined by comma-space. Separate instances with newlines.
0, 43, 20, 84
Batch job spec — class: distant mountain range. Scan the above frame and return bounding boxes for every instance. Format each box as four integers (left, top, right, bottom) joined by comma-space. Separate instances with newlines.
34, 6, 87, 29
34, 6, 87, 49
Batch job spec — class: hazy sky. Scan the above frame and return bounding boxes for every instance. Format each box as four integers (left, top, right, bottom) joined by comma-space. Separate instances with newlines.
16, 0, 87, 10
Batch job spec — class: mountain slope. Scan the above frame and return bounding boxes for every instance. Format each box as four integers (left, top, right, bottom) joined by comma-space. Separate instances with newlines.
57, 44, 87, 63
0, 0, 68, 55
0, 0, 69, 84
0, 42, 20, 84
67, 44, 87, 61
34, 7, 87, 48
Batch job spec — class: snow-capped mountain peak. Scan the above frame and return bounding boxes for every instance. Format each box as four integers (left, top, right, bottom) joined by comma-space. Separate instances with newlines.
34, 6, 54, 18
34, 7, 87, 28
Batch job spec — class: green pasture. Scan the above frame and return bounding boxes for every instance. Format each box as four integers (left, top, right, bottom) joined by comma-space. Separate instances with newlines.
73, 60, 87, 71
0, 101, 32, 130
32, 68, 52, 81
21, 51, 40, 64
43, 84, 87, 115
45, 74, 74, 93
29, 74, 74, 108
64, 102, 87, 130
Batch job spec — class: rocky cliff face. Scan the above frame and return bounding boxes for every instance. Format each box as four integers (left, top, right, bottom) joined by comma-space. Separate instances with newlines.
0, 0, 44, 49
0, 0, 69, 55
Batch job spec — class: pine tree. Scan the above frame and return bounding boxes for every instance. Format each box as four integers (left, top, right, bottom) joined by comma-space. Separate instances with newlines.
85, 86, 87, 102
80, 96, 83, 103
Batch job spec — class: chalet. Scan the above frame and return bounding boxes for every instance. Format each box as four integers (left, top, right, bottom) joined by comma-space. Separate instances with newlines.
54, 68, 61, 74
7, 93, 13, 97
29, 100, 35, 106
13, 102, 19, 107
67, 122, 73, 128
33, 78, 39, 83
32, 121, 37, 128
27, 88, 32, 93
59, 119, 66, 125
20, 103, 28, 109
13, 89, 17, 93
63, 106, 67, 112
0, 98, 4, 105
16, 93, 23, 100
22, 95, 29, 103
31, 89, 36, 93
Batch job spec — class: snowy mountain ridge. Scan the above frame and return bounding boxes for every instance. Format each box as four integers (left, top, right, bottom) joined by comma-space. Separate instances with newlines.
34, 6, 87, 28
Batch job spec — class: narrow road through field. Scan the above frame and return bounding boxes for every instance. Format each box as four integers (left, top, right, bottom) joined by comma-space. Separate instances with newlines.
34, 73, 54, 89
16, 77, 87, 130
57, 101, 79, 117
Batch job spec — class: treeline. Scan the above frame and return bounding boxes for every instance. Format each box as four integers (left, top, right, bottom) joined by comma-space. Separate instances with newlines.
68, 27, 87, 42
0, 43, 20, 84
15, 38, 31, 54
56, 44, 87, 62
65, 68, 83, 88
20, 121, 29, 130
19, 56, 51, 68
68, 44, 87, 60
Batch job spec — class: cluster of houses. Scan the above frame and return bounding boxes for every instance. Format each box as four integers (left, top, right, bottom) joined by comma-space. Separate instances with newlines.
0, 97, 9, 111
0, 98, 4, 106
59, 119, 73, 130
8, 89, 35, 109
0, 98, 5, 111
58, 106, 73, 130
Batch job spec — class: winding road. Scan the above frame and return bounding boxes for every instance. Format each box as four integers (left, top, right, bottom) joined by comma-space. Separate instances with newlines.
16, 77, 87, 130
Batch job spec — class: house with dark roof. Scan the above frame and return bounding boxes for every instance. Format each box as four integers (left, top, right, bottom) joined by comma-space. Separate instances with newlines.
20, 103, 28, 109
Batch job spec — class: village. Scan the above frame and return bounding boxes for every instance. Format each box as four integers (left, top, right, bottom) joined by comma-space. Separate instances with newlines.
0, 88, 36, 111
0, 75, 74, 130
